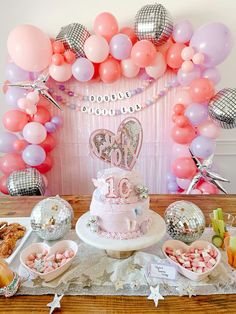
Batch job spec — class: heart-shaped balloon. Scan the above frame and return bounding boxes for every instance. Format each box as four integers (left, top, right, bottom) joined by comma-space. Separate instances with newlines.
89, 117, 143, 170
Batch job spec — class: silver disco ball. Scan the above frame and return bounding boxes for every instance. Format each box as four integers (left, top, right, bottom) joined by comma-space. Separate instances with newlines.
134, 4, 173, 45
30, 195, 74, 240
164, 201, 205, 243
7, 168, 45, 196
208, 88, 236, 129
56, 23, 91, 57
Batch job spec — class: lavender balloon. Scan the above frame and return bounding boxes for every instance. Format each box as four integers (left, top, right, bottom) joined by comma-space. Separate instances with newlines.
51, 116, 63, 127
138, 68, 152, 80
177, 66, 201, 86
167, 172, 176, 182
173, 20, 193, 43
5, 87, 26, 108
0, 131, 18, 153
22, 144, 46, 166
45, 122, 57, 133
190, 23, 233, 67
109, 34, 132, 60
5, 63, 30, 82
72, 57, 94, 82
185, 103, 208, 126
202, 68, 221, 85
190, 135, 216, 158
168, 181, 179, 192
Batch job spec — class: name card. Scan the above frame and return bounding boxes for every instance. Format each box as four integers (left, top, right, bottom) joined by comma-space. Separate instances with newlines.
147, 262, 177, 280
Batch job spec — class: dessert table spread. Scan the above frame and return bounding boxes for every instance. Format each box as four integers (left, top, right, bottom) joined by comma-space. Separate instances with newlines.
0, 194, 236, 314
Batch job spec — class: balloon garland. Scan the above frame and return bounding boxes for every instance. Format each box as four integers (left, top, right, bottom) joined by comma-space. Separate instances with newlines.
0, 3, 234, 195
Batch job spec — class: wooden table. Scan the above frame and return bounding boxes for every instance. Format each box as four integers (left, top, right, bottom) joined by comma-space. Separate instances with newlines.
0, 194, 236, 314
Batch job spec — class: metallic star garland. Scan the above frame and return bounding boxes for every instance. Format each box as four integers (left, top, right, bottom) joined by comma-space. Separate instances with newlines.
186, 149, 230, 194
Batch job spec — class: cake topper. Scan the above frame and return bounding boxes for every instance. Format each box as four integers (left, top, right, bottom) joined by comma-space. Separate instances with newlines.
89, 117, 143, 170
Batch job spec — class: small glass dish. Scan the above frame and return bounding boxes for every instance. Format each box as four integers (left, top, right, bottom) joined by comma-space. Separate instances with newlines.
209, 212, 235, 230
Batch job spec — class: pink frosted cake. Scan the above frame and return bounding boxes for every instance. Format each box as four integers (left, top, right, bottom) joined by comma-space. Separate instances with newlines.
87, 168, 151, 239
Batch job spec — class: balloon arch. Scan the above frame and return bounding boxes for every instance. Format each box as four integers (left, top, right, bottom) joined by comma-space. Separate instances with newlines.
0, 4, 234, 195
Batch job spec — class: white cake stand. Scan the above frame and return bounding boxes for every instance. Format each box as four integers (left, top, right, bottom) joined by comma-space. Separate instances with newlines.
75, 209, 166, 259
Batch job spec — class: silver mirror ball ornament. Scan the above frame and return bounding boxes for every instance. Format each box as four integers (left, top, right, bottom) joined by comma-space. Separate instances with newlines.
30, 195, 74, 240
164, 201, 205, 243
7, 168, 45, 196
208, 88, 236, 129
134, 3, 173, 45
56, 23, 91, 58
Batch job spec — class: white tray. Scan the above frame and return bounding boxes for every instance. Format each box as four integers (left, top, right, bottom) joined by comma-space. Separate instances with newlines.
0, 217, 32, 264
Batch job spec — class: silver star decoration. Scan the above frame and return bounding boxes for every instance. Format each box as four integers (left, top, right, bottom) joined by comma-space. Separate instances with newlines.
80, 274, 93, 289
47, 294, 64, 314
5, 73, 62, 110
114, 279, 124, 291
147, 285, 164, 307
130, 280, 141, 290
127, 263, 143, 273
97, 269, 113, 285
177, 284, 196, 298
186, 149, 229, 194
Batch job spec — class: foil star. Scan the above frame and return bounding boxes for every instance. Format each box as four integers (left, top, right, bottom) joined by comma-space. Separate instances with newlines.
97, 269, 113, 284
186, 149, 229, 194
5, 73, 62, 110
147, 285, 164, 307
47, 294, 64, 314
114, 279, 124, 291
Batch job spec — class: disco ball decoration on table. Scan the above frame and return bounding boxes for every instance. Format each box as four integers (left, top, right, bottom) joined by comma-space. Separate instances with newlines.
134, 3, 173, 45
56, 23, 91, 57
164, 201, 205, 243
7, 168, 45, 196
30, 195, 74, 240
208, 88, 236, 129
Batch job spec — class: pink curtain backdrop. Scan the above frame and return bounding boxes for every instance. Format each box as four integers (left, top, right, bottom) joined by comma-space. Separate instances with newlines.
47, 74, 176, 195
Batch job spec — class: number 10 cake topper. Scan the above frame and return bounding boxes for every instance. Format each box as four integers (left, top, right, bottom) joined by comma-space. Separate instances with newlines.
89, 117, 143, 170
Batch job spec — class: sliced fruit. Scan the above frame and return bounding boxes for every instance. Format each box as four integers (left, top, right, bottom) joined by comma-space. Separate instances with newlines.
212, 235, 223, 248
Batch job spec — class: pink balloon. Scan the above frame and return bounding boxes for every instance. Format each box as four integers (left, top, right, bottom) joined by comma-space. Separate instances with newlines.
174, 87, 192, 105
189, 78, 215, 103
7, 25, 52, 72
26, 91, 40, 104
49, 63, 72, 82
32, 105, 51, 124
190, 189, 202, 194
99, 57, 121, 83
166, 43, 186, 69
0, 153, 26, 175
3, 110, 29, 132
172, 143, 191, 158
93, 12, 118, 41
23, 122, 47, 144
171, 125, 196, 144
198, 182, 219, 194
145, 52, 167, 79
198, 120, 220, 139
84, 35, 109, 63
121, 58, 140, 78
131, 40, 156, 67
0, 175, 9, 194
172, 157, 196, 179
176, 177, 191, 189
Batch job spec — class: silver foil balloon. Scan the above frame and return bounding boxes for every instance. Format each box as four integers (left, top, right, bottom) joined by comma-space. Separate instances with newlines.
31, 195, 74, 240
7, 168, 45, 196
134, 4, 173, 45
56, 23, 91, 58
208, 88, 236, 129
164, 201, 205, 243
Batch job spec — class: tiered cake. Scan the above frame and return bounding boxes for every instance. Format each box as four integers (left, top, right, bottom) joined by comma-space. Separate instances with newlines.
87, 167, 151, 239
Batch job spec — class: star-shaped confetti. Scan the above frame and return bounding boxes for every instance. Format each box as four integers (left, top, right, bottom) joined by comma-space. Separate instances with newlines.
147, 285, 164, 307
114, 279, 124, 291
177, 284, 196, 298
31, 276, 44, 287
130, 280, 140, 290
127, 263, 143, 273
47, 294, 64, 314
97, 269, 113, 285
5, 73, 62, 110
186, 149, 229, 194
80, 274, 93, 289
